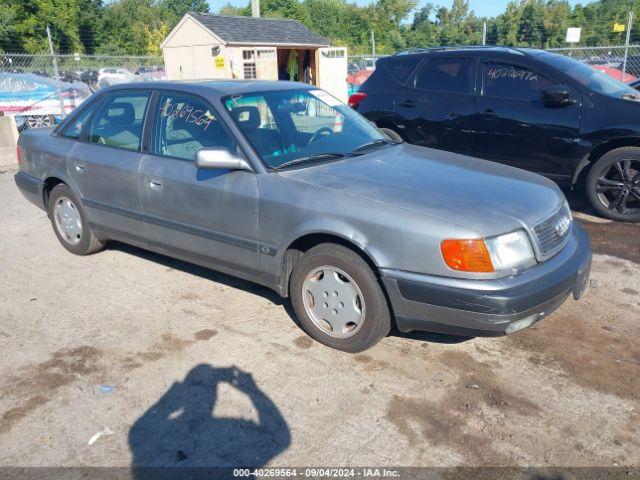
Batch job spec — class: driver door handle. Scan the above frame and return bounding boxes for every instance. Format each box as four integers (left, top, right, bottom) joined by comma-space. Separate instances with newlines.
399, 99, 416, 108
75, 161, 86, 172
149, 177, 162, 189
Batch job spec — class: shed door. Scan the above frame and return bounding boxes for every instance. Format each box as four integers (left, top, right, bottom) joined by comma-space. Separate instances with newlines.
318, 47, 348, 102
256, 48, 278, 80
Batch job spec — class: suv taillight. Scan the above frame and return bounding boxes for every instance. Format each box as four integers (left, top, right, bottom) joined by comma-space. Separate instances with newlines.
348, 92, 367, 108
16, 145, 21, 165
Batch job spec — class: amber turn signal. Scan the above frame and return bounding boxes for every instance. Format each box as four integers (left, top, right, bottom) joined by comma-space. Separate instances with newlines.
441, 239, 495, 273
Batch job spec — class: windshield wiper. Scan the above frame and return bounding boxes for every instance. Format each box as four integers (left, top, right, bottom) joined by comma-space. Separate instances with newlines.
274, 152, 350, 170
351, 138, 401, 153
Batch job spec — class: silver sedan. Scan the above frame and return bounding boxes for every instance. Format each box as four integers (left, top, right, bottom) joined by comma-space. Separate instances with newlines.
15, 80, 591, 352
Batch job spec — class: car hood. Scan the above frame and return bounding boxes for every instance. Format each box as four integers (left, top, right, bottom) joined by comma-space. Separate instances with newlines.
278, 143, 565, 236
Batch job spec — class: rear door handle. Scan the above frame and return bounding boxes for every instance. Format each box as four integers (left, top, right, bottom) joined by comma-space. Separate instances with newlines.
399, 99, 416, 108
75, 161, 86, 172
149, 177, 162, 189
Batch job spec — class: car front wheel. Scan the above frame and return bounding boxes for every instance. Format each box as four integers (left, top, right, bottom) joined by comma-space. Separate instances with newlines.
290, 243, 391, 352
48, 184, 105, 255
586, 147, 640, 222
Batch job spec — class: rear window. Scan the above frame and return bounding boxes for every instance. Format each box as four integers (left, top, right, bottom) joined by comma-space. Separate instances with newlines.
384, 55, 422, 83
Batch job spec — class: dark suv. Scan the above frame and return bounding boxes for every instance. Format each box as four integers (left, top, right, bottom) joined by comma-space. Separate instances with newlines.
351, 47, 640, 221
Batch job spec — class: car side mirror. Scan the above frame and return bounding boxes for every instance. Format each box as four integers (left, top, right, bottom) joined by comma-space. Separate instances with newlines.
542, 86, 575, 108
195, 148, 252, 171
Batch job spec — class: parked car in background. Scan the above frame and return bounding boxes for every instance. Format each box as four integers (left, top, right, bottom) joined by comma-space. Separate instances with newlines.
80, 70, 99, 90
14, 80, 591, 352
0, 73, 90, 131
591, 64, 635, 83
620, 55, 640, 77
96, 67, 134, 89
352, 46, 640, 221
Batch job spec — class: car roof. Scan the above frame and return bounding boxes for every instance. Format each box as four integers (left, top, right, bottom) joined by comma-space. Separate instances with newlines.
101, 79, 313, 97
391, 46, 547, 59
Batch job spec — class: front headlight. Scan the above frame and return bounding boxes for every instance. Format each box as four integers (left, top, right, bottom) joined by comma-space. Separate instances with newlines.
484, 229, 535, 271
441, 229, 535, 273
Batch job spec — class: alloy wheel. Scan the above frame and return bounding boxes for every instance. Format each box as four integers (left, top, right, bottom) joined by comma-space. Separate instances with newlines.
595, 158, 640, 216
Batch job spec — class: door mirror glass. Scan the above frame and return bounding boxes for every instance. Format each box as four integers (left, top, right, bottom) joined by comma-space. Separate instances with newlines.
195, 148, 252, 171
541, 86, 575, 107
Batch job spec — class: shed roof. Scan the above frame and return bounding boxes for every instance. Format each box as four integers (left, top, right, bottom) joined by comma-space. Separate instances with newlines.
189, 13, 330, 46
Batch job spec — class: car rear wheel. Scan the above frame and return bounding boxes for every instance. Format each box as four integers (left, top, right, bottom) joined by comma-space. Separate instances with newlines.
586, 147, 640, 222
48, 184, 105, 255
290, 244, 391, 352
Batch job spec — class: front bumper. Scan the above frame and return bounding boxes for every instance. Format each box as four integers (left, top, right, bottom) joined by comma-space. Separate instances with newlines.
381, 224, 592, 337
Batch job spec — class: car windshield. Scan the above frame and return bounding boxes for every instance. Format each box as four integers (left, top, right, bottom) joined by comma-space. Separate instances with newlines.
222, 89, 390, 169
541, 52, 639, 98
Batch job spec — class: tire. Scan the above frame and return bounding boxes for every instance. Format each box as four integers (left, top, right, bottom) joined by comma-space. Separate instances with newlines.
48, 184, 105, 255
290, 243, 391, 352
586, 147, 640, 222
379, 127, 403, 142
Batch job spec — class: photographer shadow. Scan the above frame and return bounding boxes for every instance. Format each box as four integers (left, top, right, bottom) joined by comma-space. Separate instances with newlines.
129, 364, 291, 478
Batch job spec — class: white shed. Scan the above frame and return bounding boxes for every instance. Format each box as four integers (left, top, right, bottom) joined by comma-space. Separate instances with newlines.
161, 13, 348, 101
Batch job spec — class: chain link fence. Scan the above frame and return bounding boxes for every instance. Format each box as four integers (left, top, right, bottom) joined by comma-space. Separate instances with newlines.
3, 45, 640, 131
547, 45, 640, 82
0, 53, 164, 131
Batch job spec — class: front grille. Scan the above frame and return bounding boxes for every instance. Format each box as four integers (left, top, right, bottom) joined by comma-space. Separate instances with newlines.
533, 203, 572, 258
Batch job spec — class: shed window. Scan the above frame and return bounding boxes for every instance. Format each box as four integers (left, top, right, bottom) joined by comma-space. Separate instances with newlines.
242, 49, 257, 79
257, 49, 275, 59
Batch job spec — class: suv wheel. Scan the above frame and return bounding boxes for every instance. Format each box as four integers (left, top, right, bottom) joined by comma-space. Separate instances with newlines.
586, 147, 640, 222
48, 184, 105, 255
290, 244, 391, 352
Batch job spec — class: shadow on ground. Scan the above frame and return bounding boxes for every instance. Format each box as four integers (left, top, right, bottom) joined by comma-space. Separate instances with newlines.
129, 364, 291, 477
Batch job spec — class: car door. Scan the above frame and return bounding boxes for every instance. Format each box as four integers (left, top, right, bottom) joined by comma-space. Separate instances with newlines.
395, 55, 476, 154
139, 90, 260, 278
470, 58, 581, 180
66, 90, 150, 245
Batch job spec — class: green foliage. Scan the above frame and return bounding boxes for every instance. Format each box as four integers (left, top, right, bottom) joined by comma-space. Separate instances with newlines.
2, 0, 640, 55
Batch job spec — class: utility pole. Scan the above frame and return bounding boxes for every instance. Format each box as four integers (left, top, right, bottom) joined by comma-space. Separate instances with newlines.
371, 30, 375, 61
46, 25, 66, 119
482, 21, 487, 45
622, 11, 634, 82
251, 0, 260, 18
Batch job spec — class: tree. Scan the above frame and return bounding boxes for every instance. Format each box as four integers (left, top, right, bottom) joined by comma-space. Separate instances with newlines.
159, 0, 209, 20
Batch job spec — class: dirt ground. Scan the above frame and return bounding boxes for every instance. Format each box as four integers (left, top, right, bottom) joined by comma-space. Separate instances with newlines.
0, 168, 639, 469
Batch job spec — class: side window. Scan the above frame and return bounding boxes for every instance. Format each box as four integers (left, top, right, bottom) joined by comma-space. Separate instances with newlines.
224, 95, 281, 159
483, 62, 556, 100
155, 93, 236, 160
87, 92, 149, 151
61, 102, 97, 140
384, 55, 422, 83
414, 57, 474, 94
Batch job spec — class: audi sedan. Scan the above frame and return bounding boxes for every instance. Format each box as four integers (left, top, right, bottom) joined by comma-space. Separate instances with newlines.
14, 80, 591, 352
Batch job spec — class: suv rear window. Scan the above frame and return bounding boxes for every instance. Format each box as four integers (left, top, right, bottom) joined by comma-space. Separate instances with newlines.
384, 55, 422, 83
414, 57, 474, 94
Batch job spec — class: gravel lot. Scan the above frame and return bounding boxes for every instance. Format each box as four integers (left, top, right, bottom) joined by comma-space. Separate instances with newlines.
0, 166, 639, 469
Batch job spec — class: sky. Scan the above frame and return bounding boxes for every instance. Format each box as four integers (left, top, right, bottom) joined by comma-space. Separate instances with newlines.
207, 0, 584, 18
